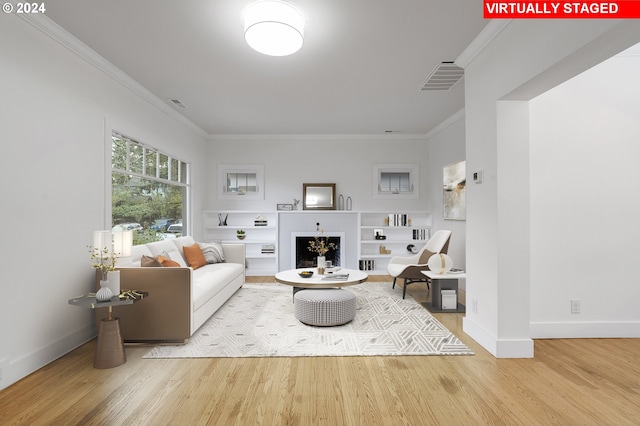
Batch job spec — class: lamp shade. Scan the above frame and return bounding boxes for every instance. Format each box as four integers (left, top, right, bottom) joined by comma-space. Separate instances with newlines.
93, 230, 112, 258
113, 230, 133, 257
244, 0, 304, 56
427, 253, 453, 275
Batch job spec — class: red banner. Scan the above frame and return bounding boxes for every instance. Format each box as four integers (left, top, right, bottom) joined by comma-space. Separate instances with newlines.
484, 1, 640, 18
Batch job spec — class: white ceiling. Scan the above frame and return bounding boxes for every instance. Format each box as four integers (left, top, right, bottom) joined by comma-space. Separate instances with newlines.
44, 0, 489, 137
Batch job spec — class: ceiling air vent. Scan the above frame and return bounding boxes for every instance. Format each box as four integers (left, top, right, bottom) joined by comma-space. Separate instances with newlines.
168, 98, 186, 108
419, 62, 464, 91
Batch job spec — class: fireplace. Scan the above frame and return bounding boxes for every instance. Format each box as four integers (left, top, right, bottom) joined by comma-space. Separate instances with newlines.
292, 232, 345, 269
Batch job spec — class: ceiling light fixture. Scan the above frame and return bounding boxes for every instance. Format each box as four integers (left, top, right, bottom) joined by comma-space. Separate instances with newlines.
244, 0, 304, 57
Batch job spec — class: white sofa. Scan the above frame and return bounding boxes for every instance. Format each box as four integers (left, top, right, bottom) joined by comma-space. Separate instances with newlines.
99, 236, 245, 343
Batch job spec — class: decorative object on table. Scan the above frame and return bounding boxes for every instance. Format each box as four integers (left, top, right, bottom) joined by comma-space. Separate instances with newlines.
277, 203, 293, 211
293, 198, 300, 210
89, 231, 119, 300
95, 280, 114, 302
427, 253, 453, 275
317, 256, 326, 275
443, 160, 466, 220
303, 183, 336, 210
236, 229, 246, 240
298, 270, 314, 278
218, 213, 228, 226
308, 229, 337, 275
89, 230, 132, 298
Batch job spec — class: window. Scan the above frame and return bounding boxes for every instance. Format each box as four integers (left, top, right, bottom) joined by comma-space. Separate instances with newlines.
218, 164, 265, 200
112, 132, 189, 244
373, 164, 419, 199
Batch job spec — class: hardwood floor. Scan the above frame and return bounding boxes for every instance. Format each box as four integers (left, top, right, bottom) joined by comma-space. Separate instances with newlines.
2, 276, 640, 425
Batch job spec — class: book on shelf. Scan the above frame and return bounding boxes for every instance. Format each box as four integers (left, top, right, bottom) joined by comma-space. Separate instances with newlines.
448, 268, 464, 274
358, 259, 376, 271
412, 228, 430, 240
261, 244, 275, 254
254, 214, 268, 226
388, 213, 410, 227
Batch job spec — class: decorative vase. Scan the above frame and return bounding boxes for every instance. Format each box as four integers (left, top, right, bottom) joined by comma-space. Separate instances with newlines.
317, 255, 326, 275
107, 270, 120, 298
237, 233, 246, 240
96, 280, 114, 302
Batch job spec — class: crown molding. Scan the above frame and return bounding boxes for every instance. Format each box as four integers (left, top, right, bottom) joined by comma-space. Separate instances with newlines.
18, 13, 208, 139
455, 19, 511, 69
207, 133, 429, 142
424, 108, 465, 141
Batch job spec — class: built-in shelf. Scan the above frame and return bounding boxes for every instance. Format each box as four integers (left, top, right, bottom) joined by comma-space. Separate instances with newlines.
203, 211, 278, 276
203, 210, 432, 276
358, 211, 432, 274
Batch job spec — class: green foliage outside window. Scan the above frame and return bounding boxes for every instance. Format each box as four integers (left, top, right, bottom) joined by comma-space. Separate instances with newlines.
112, 133, 189, 245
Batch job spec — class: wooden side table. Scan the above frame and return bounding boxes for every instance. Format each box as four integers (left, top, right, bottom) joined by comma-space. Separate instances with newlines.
69, 291, 148, 369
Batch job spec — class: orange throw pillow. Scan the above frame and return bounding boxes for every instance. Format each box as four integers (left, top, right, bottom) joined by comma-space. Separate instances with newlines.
158, 255, 180, 267
183, 243, 206, 269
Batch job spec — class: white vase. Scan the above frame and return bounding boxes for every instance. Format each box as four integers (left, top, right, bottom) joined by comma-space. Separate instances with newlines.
96, 280, 114, 302
317, 256, 326, 274
107, 270, 120, 297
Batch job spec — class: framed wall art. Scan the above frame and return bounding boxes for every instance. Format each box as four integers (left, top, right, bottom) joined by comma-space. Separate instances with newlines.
303, 183, 336, 210
443, 161, 466, 220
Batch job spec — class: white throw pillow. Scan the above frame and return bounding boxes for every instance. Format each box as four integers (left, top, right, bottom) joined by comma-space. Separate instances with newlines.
199, 241, 225, 264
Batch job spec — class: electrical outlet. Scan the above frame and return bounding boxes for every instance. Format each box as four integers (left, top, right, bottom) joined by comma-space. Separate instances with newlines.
471, 299, 478, 314
571, 299, 580, 314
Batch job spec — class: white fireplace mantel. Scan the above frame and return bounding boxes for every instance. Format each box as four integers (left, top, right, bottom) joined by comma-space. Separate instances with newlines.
278, 211, 360, 271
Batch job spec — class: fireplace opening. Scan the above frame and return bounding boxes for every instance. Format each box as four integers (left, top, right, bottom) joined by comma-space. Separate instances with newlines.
295, 236, 341, 269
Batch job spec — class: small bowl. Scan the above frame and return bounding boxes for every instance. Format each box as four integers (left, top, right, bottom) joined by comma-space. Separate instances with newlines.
298, 271, 314, 278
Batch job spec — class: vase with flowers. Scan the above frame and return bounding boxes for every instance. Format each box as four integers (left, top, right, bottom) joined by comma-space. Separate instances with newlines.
88, 244, 119, 302
308, 229, 337, 275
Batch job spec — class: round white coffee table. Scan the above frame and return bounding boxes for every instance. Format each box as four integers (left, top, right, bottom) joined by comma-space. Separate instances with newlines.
275, 268, 368, 289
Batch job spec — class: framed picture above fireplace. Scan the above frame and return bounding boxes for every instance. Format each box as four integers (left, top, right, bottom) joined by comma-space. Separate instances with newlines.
303, 183, 336, 210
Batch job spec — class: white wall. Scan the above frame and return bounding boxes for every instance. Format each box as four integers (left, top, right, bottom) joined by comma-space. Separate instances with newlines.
529, 49, 640, 337
462, 20, 640, 357
203, 137, 431, 215
0, 16, 208, 390
427, 112, 467, 284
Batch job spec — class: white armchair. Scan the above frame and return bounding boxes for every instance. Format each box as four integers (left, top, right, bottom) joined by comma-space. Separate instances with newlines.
387, 230, 452, 299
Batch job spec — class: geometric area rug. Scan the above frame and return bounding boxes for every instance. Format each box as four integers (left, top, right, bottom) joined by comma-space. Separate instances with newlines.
143, 283, 473, 358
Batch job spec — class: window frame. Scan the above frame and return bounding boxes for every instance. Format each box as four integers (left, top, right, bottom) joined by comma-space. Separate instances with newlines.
110, 131, 190, 236
373, 163, 419, 199
218, 164, 265, 200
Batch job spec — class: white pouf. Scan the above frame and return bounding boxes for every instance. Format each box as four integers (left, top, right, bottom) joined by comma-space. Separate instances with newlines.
294, 289, 356, 326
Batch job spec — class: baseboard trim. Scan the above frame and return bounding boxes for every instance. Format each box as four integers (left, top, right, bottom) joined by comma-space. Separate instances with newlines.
463, 317, 534, 358
2, 325, 95, 391
531, 321, 640, 338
